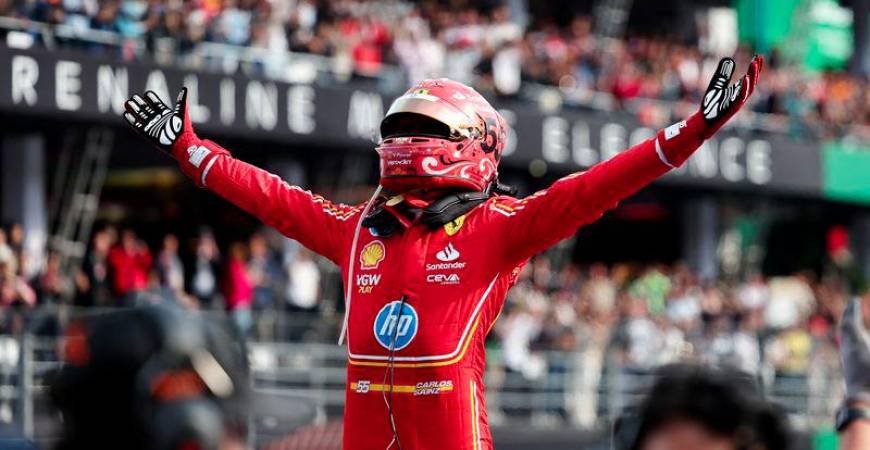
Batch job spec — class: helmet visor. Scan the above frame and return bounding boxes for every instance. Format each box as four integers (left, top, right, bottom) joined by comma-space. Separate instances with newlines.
380, 112, 451, 140
381, 95, 476, 140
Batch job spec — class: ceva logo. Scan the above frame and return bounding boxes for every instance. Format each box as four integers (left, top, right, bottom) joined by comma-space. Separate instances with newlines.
436, 243, 460, 262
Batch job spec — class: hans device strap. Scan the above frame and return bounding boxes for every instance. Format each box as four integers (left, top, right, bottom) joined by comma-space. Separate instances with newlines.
420, 191, 490, 228
362, 180, 517, 235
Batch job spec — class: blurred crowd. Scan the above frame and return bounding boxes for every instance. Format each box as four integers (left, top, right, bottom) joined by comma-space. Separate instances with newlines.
0, 0, 866, 141
1, 218, 855, 384
0, 222, 331, 338
496, 255, 849, 390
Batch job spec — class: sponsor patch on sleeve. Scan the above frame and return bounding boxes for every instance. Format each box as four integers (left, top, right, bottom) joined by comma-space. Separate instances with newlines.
664, 120, 687, 141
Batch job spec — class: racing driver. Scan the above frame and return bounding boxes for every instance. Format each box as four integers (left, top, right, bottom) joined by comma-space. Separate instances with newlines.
123, 54, 763, 450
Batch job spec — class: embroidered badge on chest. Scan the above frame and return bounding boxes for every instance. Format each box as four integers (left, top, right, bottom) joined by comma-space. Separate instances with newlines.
373, 301, 419, 350
443, 215, 466, 237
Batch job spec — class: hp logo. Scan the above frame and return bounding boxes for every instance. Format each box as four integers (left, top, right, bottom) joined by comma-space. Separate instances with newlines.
373, 301, 418, 351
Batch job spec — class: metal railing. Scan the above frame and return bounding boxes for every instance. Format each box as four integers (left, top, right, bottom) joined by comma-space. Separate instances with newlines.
0, 327, 844, 447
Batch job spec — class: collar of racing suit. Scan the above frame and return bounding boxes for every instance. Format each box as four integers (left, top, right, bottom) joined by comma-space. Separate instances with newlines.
361, 190, 491, 236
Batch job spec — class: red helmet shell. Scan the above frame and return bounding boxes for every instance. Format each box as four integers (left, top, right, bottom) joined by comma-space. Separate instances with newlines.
376, 79, 508, 193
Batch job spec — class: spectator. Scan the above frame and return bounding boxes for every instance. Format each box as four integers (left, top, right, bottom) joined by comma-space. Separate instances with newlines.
155, 233, 184, 294
284, 248, 320, 312
35, 251, 71, 305
0, 229, 13, 270
188, 228, 221, 307
77, 227, 114, 307
247, 232, 278, 310
0, 258, 35, 310
107, 229, 152, 303
222, 242, 253, 337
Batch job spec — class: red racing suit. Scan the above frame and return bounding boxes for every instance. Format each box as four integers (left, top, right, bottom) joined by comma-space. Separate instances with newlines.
175, 113, 708, 449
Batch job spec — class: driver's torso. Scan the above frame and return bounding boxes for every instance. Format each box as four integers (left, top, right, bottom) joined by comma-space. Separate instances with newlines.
341, 202, 525, 450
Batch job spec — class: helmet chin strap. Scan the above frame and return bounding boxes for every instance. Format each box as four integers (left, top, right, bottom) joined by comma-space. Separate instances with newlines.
338, 184, 383, 346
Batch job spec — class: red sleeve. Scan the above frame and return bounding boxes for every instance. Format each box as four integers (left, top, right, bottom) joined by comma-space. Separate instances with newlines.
170, 137, 361, 265
488, 112, 707, 267
201, 155, 361, 265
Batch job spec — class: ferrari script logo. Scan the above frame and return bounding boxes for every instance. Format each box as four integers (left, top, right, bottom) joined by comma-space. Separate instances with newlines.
444, 215, 466, 236
360, 240, 386, 270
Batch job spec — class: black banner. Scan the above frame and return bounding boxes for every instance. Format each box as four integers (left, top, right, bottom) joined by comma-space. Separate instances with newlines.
0, 46, 821, 195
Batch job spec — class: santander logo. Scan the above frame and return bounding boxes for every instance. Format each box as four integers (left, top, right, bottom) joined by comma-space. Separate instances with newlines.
436, 243, 460, 262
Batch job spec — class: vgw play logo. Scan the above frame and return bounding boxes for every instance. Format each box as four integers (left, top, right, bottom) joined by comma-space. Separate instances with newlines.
373, 300, 419, 351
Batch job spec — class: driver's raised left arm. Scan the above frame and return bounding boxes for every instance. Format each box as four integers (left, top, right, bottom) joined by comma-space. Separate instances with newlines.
490, 55, 763, 266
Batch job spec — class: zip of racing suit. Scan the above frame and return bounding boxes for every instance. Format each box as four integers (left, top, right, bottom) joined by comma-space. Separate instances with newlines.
123, 55, 762, 450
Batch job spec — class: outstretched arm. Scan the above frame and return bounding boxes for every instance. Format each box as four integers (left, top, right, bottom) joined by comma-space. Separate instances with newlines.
123, 89, 359, 265
490, 55, 763, 266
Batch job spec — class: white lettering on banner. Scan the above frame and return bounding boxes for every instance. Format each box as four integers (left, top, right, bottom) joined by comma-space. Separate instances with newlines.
542, 116, 569, 163
183, 75, 210, 123
144, 70, 170, 107
571, 121, 597, 167
245, 81, 278, 130
55, 60, 81, 111
287, 85, 315, 134
720, 137, 745, 182
600, 123, 626, 161
540, 118, 774, 186
11, 55, 38, 106
689, 141, 718, 178
498, 108, 517, 156
96, 65, 127, 114
347, 91, 383, 139
220, 79, 235, 125
746, 140, 772, 185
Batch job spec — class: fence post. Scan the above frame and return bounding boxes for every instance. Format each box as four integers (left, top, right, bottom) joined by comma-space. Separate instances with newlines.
16, 333, 33, 439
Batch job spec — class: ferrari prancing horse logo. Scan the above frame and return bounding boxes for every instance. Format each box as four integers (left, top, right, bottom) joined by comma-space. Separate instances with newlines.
444, 215, 466, 237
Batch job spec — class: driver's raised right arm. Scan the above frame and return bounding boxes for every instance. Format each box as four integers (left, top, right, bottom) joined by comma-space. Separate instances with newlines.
123, 88, 360, 265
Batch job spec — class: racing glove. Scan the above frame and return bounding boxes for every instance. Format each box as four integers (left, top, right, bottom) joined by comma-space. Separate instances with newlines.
840, 298, 870, 406
123, 88, 229, 186
656, 54, 764, 167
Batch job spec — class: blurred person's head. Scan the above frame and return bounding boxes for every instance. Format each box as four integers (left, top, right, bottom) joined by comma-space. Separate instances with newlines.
228, 242, 246, 261
93, 228, 113, 254
51, 303, 250, 450
197, 229, 219, 259
163, 234, 179, 253
613, 364, 790, 450
9, 223, 22, 246
248, 233, 267, 257
121, 229, 138, 252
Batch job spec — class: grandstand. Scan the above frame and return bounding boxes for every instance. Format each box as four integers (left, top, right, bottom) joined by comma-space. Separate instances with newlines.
0, 0, 868, 449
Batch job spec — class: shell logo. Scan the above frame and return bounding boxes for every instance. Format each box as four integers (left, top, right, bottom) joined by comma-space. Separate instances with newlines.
360, 240, 386, 270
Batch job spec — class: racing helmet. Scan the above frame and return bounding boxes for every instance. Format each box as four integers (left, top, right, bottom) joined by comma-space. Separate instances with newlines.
377, 78, 508, 193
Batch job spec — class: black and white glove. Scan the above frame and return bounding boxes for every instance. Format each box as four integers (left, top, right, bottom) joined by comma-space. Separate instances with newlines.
698, 55, 763, 139
122, 88, 228, 186
123, 89, 189, 152
841, 298, 870, 406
